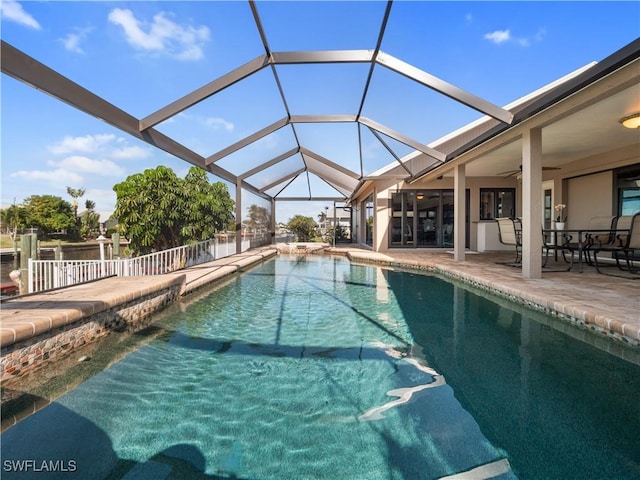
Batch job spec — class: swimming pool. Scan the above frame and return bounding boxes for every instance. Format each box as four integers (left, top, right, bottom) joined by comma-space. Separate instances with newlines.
2, 255, 639, 479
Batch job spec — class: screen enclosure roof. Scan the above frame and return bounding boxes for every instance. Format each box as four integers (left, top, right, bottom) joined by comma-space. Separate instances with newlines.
2, 1, 638, 204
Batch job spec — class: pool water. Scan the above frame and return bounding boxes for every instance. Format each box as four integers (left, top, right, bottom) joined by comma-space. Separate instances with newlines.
2, 255, 639, 479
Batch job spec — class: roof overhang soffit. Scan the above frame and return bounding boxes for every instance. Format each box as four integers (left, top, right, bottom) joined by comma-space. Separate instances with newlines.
408, 39, 640, 183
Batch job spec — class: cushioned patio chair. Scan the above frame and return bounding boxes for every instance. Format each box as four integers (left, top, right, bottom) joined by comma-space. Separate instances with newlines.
592, 212, 640, 276
495, 217, 521, 266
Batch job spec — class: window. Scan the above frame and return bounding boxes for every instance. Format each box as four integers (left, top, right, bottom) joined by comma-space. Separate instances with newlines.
480, 188, 516, 220
616, 163, 640, 215
365, 195, 374, 246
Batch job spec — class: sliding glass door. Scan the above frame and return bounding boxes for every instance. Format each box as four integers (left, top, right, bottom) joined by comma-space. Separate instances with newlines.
391, 191, 415, 247
391, 189, 468, 248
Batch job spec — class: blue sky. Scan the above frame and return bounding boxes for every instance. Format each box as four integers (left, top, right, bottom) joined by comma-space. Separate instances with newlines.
1, 1, 638, 224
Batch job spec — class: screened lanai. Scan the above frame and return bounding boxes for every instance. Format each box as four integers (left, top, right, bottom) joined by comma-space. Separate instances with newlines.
2, 1, 639, 270
2, 2, 519, 231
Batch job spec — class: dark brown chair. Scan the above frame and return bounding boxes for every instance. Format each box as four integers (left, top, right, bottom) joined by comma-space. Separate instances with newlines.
581, 215, 617, 265
542, 229, 576, 271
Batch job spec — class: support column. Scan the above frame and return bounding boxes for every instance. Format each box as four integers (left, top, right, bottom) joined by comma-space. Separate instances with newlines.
271, 198, 276, 244
19, 234, 32, 295
521, 128, 543, 279
454, 163, 466, 262
235, 179, 243, 253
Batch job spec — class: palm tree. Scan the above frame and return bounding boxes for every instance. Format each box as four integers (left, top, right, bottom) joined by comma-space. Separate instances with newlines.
66, 186, 85, 220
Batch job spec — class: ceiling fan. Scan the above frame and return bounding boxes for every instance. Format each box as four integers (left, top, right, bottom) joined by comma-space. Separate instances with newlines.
498, 165, 561, 177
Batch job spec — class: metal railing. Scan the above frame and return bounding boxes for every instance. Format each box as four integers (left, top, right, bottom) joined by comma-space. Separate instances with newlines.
27, 236, 252, 294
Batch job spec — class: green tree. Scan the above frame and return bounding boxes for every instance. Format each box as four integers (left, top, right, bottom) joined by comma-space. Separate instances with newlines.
318, 206, 328, 226
181, 168, 234, 240
245, 204, 270, 233
113, 166, 235, 254
287, 215, 317, 242
80, 199, 100, 239
323, 224, 348, 243
23, 195, 76, 237
113, 166, 185, 254
0, 203, 29, 238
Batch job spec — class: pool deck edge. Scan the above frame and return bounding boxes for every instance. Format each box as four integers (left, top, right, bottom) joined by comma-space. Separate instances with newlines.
342, 248, 640, 348
0, 247, 278, 383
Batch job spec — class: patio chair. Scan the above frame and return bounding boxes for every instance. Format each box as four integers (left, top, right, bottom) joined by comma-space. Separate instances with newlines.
610, 215, 634, 248
592, 212, 640, 276
495, 217, 521, 266
581, 215, 617, 265
542, 229, 576, 271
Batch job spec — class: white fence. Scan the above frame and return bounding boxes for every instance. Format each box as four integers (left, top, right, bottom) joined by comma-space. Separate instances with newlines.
27, 236, 251, 294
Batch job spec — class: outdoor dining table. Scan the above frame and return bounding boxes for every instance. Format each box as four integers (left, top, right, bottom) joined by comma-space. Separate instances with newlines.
542, 228, 630, 273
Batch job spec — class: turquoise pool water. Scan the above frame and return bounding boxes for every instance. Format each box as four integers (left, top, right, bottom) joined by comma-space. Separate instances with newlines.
2, 255, 639, 479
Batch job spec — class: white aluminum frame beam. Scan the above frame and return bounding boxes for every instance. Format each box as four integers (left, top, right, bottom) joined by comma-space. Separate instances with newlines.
272, 50, 374, 64
290, 114, 357, 123
375, 52, 514, 125
300, 147, 360, 180
359, 117, 447, 163
276, 197, 346, 201
238, 147, 300, 180
206, 117, 289, 164
140, 54, 270, 130
0, 41, 248, 190
306, 165, 357, 193
259, 167, 306, 193
367, 127, 413, 177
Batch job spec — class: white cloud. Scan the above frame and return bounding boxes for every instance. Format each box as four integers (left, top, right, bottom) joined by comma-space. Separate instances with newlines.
60, 26, 94, 54
10, 169, 84, 185
205, 117, 235, 132
108, 8, 210, 61
0, 0, 40, 29
110, 145, 151, 160
85, 188, 117, 220
49, 156, 126, 176
533, 27, 547, 43
485, 28, 546, 47
465, 13, 473, 23
48, 134, 116, 155
47, 134, 149, 161
484, 29, 511, 44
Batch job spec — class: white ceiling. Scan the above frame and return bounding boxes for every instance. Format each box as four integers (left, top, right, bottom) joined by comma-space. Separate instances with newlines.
448, 81, 640, 179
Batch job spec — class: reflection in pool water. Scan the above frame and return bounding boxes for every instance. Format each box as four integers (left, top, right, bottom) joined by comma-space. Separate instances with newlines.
2, 255, 639, 479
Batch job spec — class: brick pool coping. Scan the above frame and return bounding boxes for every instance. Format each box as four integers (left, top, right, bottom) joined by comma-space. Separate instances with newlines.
0, 248, 277, 383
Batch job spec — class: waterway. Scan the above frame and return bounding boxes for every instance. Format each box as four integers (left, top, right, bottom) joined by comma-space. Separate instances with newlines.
1, 244, 106, 284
